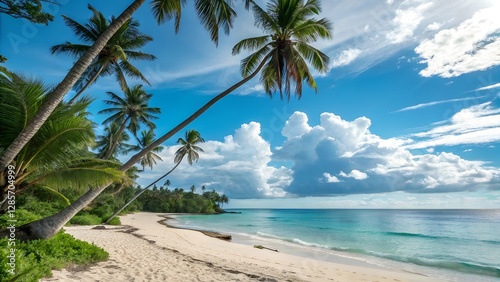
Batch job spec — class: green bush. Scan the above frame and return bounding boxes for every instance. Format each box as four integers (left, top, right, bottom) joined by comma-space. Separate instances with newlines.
0, 209, 42, 228
107, 217, 121, 225
69, 214, 102, 225
0, 231, 108, 282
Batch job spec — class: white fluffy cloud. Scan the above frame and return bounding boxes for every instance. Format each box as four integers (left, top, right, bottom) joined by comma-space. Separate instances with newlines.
139, 122, 291, 198
339, 170, 369, 180
415, 5, 500, 77
139, 108, 500, 198
386, 1, 433, 43
275, 111, 500, 196
407, 102, 500, 149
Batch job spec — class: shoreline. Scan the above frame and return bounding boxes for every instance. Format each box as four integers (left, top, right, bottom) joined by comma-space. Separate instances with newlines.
42, 212, 440, 282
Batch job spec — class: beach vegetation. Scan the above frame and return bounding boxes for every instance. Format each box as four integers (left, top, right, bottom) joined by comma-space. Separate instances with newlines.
104, 129, 205, 223
0, 230, 108, 282
0, 70, 127, 213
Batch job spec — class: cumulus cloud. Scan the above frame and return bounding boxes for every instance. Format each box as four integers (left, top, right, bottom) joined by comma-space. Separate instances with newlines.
331, 48, 362, 68
386, 1, 433, 44
139, 108, 500, 198
339, 170, 369, 180
274, 111, 500, 196
415, 6, 500, 77
139, 122, 292, 198
407, 102, 500, 149
426, 22, 442, 31
321, 173, 341, 183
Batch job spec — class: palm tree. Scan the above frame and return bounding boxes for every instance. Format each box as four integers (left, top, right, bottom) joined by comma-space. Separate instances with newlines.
4, 0, 331, 240
0, 0, 249, 176
127, 129, 164, 171
104, 130, 204, 224
164, 179, 171, 188
190, 185, 196, 194
94, 122, 134, 159
0, 71, 127, 211
98, 84, 160, 159
201, 185, 206, 193
220, 194, 229, 208
51, 4, 156, 104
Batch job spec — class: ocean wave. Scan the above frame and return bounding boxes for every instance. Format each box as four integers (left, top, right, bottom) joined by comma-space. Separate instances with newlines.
367, 251, 500, 278
381, 231, 500, 245
255, 232, 350, 251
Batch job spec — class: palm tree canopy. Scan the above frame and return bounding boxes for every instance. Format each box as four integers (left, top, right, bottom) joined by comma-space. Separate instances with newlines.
95, 122, 134, 159
232, 0, 332, 100
174, 130, 205, 165
51, 4, 156, 92
128, 129, 164, 170
150, 0, 256, 46
0, 70, 127, 196
99, 84, 161, 136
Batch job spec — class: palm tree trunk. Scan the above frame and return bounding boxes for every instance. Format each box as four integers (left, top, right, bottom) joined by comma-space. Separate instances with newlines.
0, 54, 270, 240
68, 64, 106, 104
0, 0, 146, 173
104, 161, 182, 224
103, 117, 130, 160
121, 53, 272, 171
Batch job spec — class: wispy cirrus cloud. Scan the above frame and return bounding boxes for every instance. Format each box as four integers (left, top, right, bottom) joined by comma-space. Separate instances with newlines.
472, 83, 500, 92
406, 102, 500, 149
394, 96, 487, 112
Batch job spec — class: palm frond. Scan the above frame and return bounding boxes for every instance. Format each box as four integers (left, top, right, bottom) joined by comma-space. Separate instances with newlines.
232, 35, 270, 55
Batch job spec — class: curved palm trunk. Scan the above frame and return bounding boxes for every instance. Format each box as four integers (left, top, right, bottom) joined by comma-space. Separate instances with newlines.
121, 53, 272, 171
0, 0, 146, 173
104, 160, 182, 224
0, 54, 269, 240
103, 117, 130, 160
68, 64, 106, 104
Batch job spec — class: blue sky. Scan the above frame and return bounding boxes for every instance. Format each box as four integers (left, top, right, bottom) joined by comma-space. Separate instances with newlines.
1, 0, 500, 208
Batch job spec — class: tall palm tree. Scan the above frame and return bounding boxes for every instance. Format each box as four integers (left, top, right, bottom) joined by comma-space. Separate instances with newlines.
98, 84, 160, 159
127, 129, 164, 171
0, 71, 127, 211
4, 0, 331, 240
190, 185, 196, 193
104, 130, 204, 223
51, 4, 156, 104
94, 122, 134, 159
0, 0, 249, 176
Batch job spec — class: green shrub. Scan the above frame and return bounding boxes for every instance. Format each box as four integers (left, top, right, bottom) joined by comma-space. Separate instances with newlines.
0, 209, 42, 228
0, 231, 108, 282
69, 214, 102, 225
107, 217, 121, 225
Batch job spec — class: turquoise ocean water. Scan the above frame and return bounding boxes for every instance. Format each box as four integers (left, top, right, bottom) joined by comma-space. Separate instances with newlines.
172, 209, 500, 281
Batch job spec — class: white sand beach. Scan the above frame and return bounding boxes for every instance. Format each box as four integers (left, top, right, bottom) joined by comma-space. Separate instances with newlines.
41, 212, 439, 282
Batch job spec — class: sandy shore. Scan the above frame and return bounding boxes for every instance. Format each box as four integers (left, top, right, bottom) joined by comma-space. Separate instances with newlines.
41, 212, 439, 282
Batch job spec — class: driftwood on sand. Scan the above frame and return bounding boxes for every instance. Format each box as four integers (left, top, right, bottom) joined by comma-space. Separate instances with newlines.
254, 245, 279, 252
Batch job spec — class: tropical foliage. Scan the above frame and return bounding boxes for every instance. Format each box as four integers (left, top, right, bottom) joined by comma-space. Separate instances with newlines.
127, 129, 164, 171
232, 0, 332, 99
0, 70, 127, 210
51, 4, 156, 102
98, 84, 161, 159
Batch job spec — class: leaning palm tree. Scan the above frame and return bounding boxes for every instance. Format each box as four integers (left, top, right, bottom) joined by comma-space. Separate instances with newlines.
0, 0, 250, 174
104, 129, 204, 223
126, 129, 164, 171
98, 84, 161, 159
3, 0, 331, 240
0, 71, 127, 212
51, 4, 156, 103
